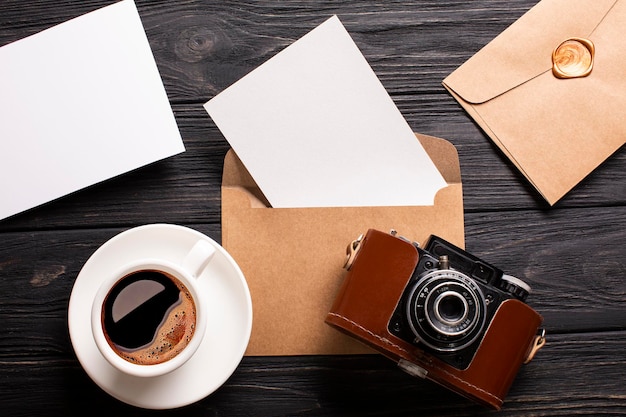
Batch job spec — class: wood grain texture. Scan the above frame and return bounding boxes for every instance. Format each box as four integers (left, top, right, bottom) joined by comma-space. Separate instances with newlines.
0, 332, 624, 416
0, 0, 624, 415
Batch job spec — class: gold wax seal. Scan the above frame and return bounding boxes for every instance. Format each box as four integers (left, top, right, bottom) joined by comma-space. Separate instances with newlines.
552, 38, 594, 79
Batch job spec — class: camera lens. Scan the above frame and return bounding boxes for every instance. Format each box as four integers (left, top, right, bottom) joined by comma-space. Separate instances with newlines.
405, 270, 486, 352
434, 291, 468, 327
425, 282, 479, 338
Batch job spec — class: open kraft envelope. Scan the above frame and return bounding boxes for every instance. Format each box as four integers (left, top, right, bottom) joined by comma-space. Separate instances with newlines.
221, 133, 464, 356
443, 0, 626, 205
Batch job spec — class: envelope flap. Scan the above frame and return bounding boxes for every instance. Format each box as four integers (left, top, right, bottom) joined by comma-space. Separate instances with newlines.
414, 133, 460, 184
443, 0, 617, 104
222, 150, 255, 188
222, 150, 270, 207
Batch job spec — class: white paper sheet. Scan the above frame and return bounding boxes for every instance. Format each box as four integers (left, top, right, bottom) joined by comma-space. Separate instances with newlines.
205, 15, 446, 208
0, 0, 185, 221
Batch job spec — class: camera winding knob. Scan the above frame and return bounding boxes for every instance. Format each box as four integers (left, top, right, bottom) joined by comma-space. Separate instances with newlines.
499, 274, 531, 301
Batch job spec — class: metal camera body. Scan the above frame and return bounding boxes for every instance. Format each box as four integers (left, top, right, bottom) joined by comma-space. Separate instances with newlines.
326, 229, 545, 409
388, 234, 531, 370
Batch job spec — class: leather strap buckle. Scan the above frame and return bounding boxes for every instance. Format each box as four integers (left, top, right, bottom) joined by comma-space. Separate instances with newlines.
344, 234, 364, 270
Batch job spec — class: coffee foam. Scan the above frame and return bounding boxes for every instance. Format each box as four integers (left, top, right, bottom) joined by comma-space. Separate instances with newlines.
112, 280, 196, 365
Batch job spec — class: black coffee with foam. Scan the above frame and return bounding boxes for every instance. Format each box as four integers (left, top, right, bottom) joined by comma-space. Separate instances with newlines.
102, 270, 196, 365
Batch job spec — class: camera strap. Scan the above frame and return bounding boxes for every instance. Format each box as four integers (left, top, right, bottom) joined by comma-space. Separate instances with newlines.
523, 328, 546, 364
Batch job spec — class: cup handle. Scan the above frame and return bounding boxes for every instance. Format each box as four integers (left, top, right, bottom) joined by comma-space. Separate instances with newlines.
182, 240, 216, 278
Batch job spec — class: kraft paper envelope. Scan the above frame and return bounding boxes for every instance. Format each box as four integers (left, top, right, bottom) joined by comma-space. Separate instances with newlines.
221, 133, 464, 356
443, 0, 626, 205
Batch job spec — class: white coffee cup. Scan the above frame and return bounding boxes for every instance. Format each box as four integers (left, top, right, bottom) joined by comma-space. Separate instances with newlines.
91, 239, 215, 378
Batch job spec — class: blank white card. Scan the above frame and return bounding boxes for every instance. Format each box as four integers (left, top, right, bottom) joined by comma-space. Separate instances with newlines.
205, 15, 446, 208
0, 0, 185, 220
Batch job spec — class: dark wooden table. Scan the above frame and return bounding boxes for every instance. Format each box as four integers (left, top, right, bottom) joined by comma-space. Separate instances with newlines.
1, 1, 624, 415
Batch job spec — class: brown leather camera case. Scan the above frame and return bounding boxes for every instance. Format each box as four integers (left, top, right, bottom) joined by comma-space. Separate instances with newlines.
325, 229, 543, 409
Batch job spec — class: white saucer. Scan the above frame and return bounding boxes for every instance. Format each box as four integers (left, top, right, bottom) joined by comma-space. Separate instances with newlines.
68, 224, 252, 409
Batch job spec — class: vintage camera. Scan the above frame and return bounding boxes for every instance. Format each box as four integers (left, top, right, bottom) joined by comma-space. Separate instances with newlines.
326, 229, 545, 409
388, 231, 533, 370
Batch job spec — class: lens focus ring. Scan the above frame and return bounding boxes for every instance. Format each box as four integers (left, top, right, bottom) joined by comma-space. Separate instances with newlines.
405, 270, 486, 352
425, 283, 479, 336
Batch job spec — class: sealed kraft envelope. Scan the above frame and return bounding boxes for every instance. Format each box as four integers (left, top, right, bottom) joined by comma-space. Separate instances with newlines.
443, 0, 625, 205
221, 133, 464, 356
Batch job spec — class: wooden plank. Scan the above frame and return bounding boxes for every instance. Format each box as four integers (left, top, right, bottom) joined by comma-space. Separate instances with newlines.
463, 207, 626, 333
0, 331, 624, 415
